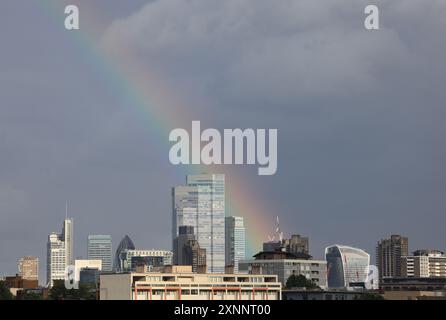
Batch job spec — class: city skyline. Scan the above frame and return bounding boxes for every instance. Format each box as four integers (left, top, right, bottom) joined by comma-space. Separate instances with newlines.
3, 186, 446, 284
1, 0, 446, 284
13, 177, 446, 286
4, 187, 446, 291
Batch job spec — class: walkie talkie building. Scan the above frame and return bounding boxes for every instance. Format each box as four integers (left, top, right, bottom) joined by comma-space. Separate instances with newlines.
325, 244, 370, 288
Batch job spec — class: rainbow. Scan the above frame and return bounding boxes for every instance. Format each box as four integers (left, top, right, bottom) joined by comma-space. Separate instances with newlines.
40, 0, 277, 256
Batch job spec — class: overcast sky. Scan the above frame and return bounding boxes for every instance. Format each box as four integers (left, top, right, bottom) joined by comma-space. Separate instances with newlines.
1, 0, 445, 283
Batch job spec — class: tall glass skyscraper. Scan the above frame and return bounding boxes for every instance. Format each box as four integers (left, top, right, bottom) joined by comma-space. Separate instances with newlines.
63, 218, 74, 266
225, 216, 246, 273
47, 217, 73, 287
88, 235, 113, 272
113, 235, 135, 272
173, 174, 225, 273
325, 244, 370, 288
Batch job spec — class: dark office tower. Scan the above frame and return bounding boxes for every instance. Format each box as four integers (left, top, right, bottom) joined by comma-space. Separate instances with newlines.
262, 241, 282, 252
283, 234, 309, 255
173, 226, 195, 265
376, 235, 409, 280
113, 235, 135, 272
184, 240, 207, 273
262, 234, 309, 255
173, 226, 206, 272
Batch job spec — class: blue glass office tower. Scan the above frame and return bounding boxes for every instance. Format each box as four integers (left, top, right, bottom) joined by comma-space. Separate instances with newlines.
173, 174, 225, 273
225, 216, 246, 273
88, 235, 113, 272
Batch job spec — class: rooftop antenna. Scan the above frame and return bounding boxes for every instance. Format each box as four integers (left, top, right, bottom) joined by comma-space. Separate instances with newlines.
65, 200, 68, 220
276, 216, 283, 242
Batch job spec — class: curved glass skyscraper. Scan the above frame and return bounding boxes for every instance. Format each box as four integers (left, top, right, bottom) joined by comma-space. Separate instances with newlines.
113, 235, 135, 272
325, 244, 370, 288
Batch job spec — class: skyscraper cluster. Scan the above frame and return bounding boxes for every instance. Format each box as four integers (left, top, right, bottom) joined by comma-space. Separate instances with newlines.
376, 235, 446, 280
5, 172, 446, 300
46, 219, 113, 287
172, 174, 246, 274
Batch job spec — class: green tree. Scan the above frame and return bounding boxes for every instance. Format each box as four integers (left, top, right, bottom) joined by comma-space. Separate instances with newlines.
285, 274, 319, 289
75, 283, 97, 300
20, 291, 43, 300
49, 280, 97, 300
0, 281, 13, 300
354, 292, 385, 300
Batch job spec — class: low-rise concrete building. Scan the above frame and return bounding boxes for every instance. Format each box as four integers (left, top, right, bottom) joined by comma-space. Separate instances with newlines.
100, 266, 281, 300
3, 275, 39, 297
239, 251, 327, 289
283, 289, 364, 300
402, 250, 446, 278
380, 277, 446, 300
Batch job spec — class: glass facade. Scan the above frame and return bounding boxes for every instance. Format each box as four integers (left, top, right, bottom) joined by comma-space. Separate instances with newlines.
88, 235, 113, 272
63, 218, 74, 266
113, 235, 136, 272
325, 245, 370, 288
225, 216, 246, 273
120, 249, 172, 271
79, 268, 100, 285
238, 259, 328, 288
173, 174, 225, 273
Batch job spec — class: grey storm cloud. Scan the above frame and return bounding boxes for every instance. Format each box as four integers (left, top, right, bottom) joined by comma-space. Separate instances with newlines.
101, 0, 446, 106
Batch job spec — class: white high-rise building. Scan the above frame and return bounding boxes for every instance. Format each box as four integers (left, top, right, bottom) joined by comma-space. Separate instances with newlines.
47, 217, 74, 287
173, 174, 225, 273
47, 233, 66, 286
402, 250, 446, 278
88, 235, 113, 272
63, 218, 74, 266
225, 216, 246, 273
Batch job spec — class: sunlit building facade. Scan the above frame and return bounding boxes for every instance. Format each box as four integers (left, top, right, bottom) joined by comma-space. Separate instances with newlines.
325, 245, 370, 289
88, 235, 113, 272
18, 256, 39, 282
100, 266, 281, 300
225, 216, 246, 273
47, 233, 66, 287
46, 218, 73, 287
402, 250, 446, 278
173, 174, 225, 273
